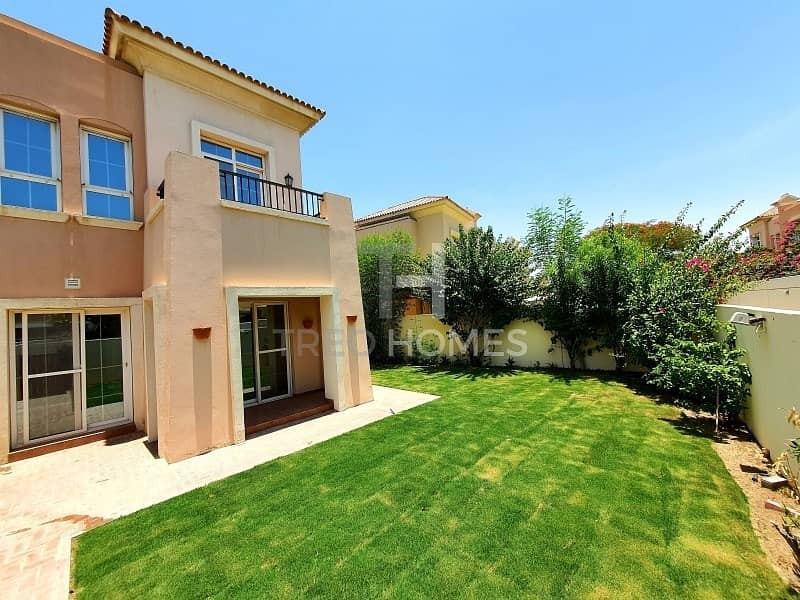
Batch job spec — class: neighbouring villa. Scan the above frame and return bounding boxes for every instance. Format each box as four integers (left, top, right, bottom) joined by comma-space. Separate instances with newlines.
744, 192, 800, 248
355, 195, 480, 317
0, 10, 372, 464
355, 194, 481, 256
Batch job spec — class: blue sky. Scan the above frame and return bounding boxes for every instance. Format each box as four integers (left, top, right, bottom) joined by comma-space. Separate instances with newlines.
7, 1, 800, 238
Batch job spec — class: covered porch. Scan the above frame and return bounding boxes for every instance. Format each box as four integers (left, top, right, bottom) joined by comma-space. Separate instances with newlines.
228, 287, 353, 444
244, 390, 333, 436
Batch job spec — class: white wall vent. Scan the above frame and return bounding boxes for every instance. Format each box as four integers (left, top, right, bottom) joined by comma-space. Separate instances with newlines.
64, 277, 81, 290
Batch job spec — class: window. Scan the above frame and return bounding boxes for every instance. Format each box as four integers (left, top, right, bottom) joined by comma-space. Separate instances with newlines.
81, 129, 132, 220
200, 138, 265, 203
0, 108, 59, 211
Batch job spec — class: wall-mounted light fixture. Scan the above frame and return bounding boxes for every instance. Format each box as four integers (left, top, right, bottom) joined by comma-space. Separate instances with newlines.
284, 173, 294, 188
729, 312, 765, 326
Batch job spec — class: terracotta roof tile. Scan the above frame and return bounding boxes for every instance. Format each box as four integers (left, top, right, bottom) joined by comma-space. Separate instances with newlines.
355, 195, 479, 224
102, 8, 325, 118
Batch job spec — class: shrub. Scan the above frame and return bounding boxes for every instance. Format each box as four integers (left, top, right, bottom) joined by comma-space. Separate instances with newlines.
646, 331, 751, 421
357, 231, 425, 363
440, 225, 535, 364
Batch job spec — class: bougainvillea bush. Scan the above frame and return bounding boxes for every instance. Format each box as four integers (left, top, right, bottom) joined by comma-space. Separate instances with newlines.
623, 203, 752, 418
740, 220, 800, 281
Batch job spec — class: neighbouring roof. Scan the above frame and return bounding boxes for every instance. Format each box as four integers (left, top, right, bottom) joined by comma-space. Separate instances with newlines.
743, 193, 798, 227
102, 8, 325, 121
355, 195, 480, 225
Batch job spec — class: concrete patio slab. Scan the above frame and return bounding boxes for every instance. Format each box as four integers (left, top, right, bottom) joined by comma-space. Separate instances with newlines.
0, 385, 437, 599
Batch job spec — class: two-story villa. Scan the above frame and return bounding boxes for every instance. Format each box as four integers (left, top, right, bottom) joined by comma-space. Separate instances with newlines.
0, 10, 372, 464
743, 193, 800, 249
354, 195, 480, 256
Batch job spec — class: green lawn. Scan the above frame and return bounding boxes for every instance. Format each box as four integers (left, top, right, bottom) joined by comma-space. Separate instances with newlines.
72, 366, 791, 598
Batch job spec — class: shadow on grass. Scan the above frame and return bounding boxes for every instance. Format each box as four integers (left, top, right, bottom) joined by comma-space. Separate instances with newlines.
374, 361, 753, 443
659, 411, 752, 443
374, 361, 650, 388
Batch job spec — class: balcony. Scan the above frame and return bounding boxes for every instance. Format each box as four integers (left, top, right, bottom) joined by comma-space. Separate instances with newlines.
156, 170, 325, 221
219, 170, 323, 219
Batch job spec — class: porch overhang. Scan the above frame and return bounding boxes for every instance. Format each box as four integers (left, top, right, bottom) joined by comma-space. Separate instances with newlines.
224, 286, 346, 444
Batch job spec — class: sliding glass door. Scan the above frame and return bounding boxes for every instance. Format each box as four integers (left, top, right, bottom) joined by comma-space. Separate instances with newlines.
9, 309, 132, 449
238, 302, 291, 406
24, 312, 83, 443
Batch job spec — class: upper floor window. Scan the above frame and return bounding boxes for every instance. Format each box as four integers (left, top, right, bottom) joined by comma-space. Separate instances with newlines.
201, 138, 265, 204
0, 108, 60, 211
81, 129, 133, 220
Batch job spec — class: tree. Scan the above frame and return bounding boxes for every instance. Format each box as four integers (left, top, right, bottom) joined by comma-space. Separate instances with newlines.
440, 225, 535, 364
579, 218, 645, 370
357, 231, 424, 362
586, 220, 699, 252
526, 197, 589, 368
623, 202, 753, 418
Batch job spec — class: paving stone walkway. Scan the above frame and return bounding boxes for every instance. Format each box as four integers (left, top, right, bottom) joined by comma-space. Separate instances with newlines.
0, 386, 437, 599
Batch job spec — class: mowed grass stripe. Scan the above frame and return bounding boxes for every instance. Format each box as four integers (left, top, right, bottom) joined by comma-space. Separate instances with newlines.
72, 367, 792, 599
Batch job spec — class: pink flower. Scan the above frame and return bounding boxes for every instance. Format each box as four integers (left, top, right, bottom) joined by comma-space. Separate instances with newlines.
685, 256, 710, 272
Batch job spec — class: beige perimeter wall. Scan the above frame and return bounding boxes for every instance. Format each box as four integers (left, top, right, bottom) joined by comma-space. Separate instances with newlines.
399, 315, 618, 370
718, 276, 800, 461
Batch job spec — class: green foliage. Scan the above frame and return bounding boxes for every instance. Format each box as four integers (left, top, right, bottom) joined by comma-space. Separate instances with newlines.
357, 230, 424, 363
587, 220, 699, 251
579, 218, 645, 370
646, 331, 751, 418
526, 197, 589, 368
622, 202, 752, 416
440, 225, 535, 363
527, 197, 754, 418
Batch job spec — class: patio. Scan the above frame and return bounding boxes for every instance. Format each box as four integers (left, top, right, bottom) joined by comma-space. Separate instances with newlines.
0, 385, 437, 599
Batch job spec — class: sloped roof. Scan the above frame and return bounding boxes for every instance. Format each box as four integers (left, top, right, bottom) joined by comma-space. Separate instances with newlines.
102, 8, 325, 119
355, 195, 479, 225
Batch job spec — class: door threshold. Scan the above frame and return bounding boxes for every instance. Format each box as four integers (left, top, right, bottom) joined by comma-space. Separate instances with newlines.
8, 422, 138, 462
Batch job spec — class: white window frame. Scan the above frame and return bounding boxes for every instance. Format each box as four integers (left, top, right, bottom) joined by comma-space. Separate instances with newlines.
8, 308, 134, 450
239, 300, 293, 407
80, 127, 133, 221
199, 137, 269, 204
191, 120, 276, 181
0, 106, 62, 212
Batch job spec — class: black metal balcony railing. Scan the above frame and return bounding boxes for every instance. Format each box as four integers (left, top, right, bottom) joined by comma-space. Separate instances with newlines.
219, 170, 323, 219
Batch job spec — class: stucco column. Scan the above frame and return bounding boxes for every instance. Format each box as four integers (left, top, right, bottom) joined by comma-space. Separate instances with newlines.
322, 193, 373, 407
160, 152, 231, 462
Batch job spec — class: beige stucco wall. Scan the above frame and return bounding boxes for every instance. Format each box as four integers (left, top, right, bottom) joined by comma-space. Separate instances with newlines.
0, 16, 146, 299
415, 211, 447, 256
156, 153, 231, 462
286, 298, 324, 394
221, 210, 331, 287
142, 71, 302, 189
399, 315, 618, 370
323, 193, 373, 407
718, 302, 800, 462
147, 153, 371, 462
726, 276, 800, 311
